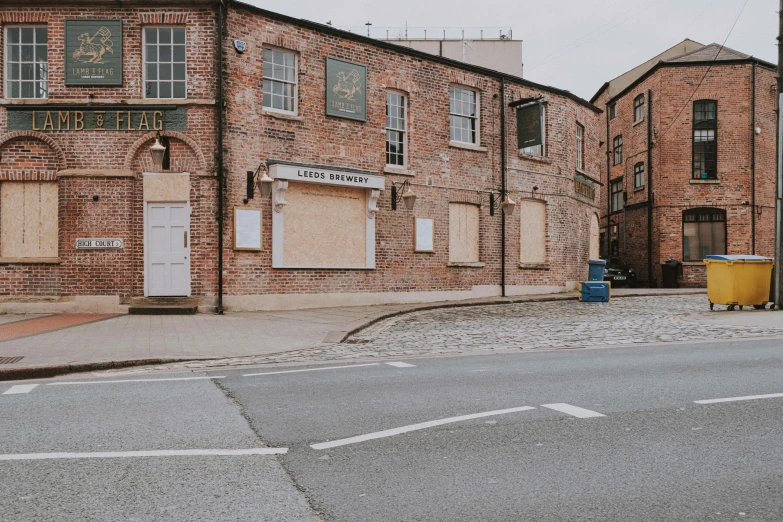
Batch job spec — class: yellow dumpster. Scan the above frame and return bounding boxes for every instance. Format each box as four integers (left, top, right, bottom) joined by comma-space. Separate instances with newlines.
704, 255, 774, 311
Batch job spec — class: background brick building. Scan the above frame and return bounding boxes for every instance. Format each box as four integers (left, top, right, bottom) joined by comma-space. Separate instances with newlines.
592, 41, 776, 287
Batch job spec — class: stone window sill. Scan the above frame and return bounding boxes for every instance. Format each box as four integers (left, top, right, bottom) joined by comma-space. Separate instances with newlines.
682, 261, 706, 266
449, 141, 488, 152
447, 262, 485, 268
518, 262, 550, 270
262, 109, 303, 122
518, 152, 552, 164
689, 179, 720, 184
383, 166, 416, 177
0, 98, 215, 106
633, 118, 644, 127
634, 186, 645, 192
0, 257, 60, 264
58, 169, 135, 178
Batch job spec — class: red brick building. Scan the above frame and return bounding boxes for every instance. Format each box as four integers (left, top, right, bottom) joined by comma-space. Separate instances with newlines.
592, 41, 776, 287
0, 0, 603, 312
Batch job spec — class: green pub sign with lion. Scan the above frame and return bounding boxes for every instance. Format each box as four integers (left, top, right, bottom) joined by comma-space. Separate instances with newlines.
65, 20, 123, 86
325, 57, 367, 122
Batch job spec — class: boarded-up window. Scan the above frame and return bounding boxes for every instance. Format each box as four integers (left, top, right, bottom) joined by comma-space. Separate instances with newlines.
519, 199, 546, 264
1, 182, 58, 258
449, 203, 479, 263
283, 183, 366, 268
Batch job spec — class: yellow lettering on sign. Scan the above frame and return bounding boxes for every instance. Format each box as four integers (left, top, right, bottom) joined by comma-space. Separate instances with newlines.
58, 111, 70, 131
116, 111, 125, 130
153, 111, 163, 131
43, 111, 54, 131
95, 111, 105, 130
31, 111, 40, 131
138, 112, 150, 131
74, 111, 84, 131
127, 111, 133, 131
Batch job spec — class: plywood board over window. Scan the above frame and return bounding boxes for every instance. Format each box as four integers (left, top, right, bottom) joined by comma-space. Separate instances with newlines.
1, 182, 58, 258
519, 199, 546, 264
449, 203, 479, 263
283, 183, 366, 267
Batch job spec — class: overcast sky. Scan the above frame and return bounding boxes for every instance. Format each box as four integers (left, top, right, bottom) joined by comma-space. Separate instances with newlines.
240, 0, 778, 101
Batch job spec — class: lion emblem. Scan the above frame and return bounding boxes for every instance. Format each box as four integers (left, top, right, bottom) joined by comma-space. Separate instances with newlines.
332, 70, 362, 101
72, 27, 114, 64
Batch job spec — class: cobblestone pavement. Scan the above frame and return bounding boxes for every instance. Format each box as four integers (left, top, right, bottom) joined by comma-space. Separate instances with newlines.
110, 294, 783, 374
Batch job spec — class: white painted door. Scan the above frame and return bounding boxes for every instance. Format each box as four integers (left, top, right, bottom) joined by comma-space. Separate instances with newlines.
146, 202, 191, 296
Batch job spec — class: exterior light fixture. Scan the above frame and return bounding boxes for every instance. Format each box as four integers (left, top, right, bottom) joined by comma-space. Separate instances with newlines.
245, 162, 273, 203
500, 194, 516, 216
149, 130, 166, 170
489, 190, 516, 216
391, 180, 416, 211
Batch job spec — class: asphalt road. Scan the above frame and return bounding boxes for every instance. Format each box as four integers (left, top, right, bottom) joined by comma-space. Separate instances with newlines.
3, 338, 783, 521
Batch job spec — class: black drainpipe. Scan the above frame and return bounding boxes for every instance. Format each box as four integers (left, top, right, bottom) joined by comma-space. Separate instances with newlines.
216, 2, 225, 314
605, 103, 611, 256
647, 89, 654, 287
500, 77, 507, 297
751, 62, 757, 254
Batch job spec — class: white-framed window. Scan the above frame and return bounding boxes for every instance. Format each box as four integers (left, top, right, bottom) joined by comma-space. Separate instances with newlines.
386, 91, 407, 167
144, 26, 187, 99
449, 86, 478, 145
263, 47, 297, 114
5, 26, 48, 99
521, 104, 545, 156
576, 123, 584, 171
634, 94, 644, 123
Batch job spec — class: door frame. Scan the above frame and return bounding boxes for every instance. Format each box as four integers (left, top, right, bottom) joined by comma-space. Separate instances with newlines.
143, 200, 192, 297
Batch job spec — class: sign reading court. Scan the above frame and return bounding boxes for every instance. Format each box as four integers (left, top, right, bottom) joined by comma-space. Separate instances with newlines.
76, 238, 124, 249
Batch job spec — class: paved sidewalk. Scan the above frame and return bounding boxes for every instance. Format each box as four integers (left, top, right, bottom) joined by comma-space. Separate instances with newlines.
0, 288, 707, 379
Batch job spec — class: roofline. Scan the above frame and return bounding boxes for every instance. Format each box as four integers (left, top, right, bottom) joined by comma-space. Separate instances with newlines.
589, 82, 609, 104
597, 57, 776, 106
229, 0, 601, 113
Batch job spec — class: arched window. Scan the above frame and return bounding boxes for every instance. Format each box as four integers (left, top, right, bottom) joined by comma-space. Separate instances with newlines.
693, 100, 717, 179
682, 207, 726, 261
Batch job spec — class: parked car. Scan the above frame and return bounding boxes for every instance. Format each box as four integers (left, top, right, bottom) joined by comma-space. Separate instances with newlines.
603, 256, 637, 287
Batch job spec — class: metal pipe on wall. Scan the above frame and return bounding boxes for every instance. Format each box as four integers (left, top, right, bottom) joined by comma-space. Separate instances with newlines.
216, 2, 225, 314
751, 62, 756, 255
500, 77, 507, 297
647, 89, 654, 287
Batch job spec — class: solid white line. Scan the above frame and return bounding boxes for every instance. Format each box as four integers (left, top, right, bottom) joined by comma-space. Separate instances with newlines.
385, 362, 416, 368
0, 448, 288, 461
3, 384, 39, 395
695, 392, 783, 405
243, 363, 380, 377
541, 403, 606, 418
47, 376, 226, 386
311, 406, 536, 450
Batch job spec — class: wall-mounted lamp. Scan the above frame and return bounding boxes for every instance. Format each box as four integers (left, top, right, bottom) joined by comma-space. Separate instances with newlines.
489, 191, 516, 216
391, 180, 416, 211
149, 130, 166, 171
244, 162, 274, 204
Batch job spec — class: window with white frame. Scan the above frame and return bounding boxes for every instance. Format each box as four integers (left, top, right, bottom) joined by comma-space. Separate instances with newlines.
576, 123, 584, 171
634, 94, 644, 123
521, 103, 546, 156
386, 91, 407, 167
263, 48, 297, 114
5, 26, 48, 99
144, 27, 186, 99
449, 86, 478, 144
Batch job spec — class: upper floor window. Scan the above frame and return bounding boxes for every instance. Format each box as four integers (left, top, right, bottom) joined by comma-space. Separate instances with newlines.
5, 26, 48, 99
609, 103, 616, 119
693, 100, 717, 180
386, 91, 407, 167
263, 48, 297, 114
610, 179, 624, 212
613, 135, 623, 165
144, 27, 186, 99
449, 86, 478, 145
521, 104, 546, 157
634, 162, 644, 188
576, 123, 584, 171
634, 94, 644, 123
683, 207, 726, 261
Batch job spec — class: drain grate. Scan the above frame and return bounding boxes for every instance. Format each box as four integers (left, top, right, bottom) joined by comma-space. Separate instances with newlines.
0, 356, 24, 364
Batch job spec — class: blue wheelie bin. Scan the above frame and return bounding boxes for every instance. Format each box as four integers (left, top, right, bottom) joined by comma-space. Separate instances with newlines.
588, 259, 607, 281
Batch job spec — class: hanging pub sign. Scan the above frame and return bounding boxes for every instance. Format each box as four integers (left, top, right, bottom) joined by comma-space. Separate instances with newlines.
65, 20, 123, 86
325, 57, 367, 122
516, 103, 543, 150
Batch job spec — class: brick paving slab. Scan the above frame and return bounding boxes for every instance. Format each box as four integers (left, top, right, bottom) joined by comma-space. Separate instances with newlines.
0, 314, 118, 342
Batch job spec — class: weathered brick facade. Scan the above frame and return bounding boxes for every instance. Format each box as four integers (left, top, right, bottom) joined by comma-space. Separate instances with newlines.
594, 45, 776, 287
1, 0, 603, 311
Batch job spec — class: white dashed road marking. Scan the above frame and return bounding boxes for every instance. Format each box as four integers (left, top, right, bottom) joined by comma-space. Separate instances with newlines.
0, 448, 288, 461
243, 363, 380, 377
2, 384, 39, 395
385, 362, 416, 368
311, 406, 536, 450
695, 392, 783, 404
541, 403, 606, 418
47, 376, 226, 386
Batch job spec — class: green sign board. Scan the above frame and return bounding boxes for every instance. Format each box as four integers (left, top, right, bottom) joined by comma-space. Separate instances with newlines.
516, 103, 543, 150
6, 107, 187, 132
65, 20, 123, 86
325, 57, 367, 122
